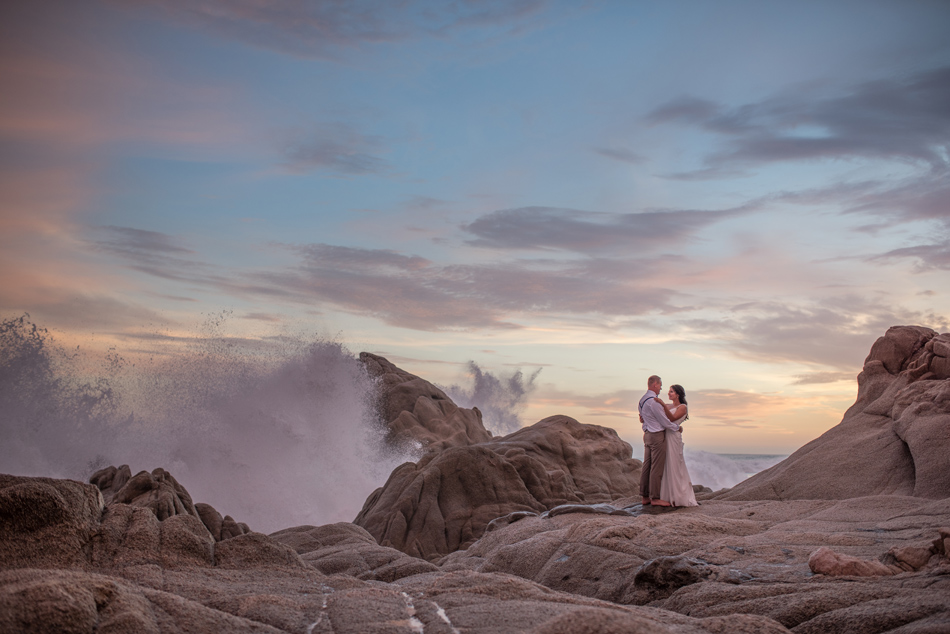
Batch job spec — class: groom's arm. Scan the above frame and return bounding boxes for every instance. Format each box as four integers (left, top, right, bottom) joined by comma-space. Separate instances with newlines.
643, 399, 681, 432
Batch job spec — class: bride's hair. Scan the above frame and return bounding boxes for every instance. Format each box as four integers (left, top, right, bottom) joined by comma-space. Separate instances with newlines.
671, 384, 687, 404
671, 384, 688, 420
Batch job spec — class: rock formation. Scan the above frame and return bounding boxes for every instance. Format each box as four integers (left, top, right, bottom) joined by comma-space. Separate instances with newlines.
719, 326, 950, 501
89, 465, 250, 542
360, 351, 493, 451
1, 472, 794, 633
3, 327, 950, 632
354, 414, 643, 559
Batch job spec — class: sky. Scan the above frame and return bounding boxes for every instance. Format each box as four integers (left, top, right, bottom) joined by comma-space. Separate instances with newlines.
2, 0, 949, 456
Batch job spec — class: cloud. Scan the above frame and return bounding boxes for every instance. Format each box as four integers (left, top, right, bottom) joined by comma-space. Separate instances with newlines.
790, 371, 855, 385
647, 96, 721, 127
6, 295, 169, 334
292, 243, 431, 272
263, 245, 688, 330
279, 125, 389, 175
98, 226, 195, 255
120, 242, 678, 331
531, 385, 801, 430
242, 312, 282, 322
648, 65, 950, 171
91, 226, 213, 283
869, 241, 950, 272
120, 0, 552, 59
686, 296, 949, 370
688, 389, 795, 429
462, 205, 750, 253
771, 172, 950, 271
593, 147, 646, 165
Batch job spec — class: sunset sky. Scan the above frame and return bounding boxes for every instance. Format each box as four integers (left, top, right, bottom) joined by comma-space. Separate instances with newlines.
2, 0, 949, 455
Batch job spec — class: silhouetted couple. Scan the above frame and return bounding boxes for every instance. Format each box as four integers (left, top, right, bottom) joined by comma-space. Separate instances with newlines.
639, 375, 698, 508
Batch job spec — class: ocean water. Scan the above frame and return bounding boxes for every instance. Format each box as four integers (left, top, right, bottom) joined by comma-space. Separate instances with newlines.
684, 451, 787, 491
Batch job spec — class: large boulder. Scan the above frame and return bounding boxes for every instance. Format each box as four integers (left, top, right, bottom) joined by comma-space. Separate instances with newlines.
718, 326, 950, 501
354, 414, 642, 559
360, 352, 493, 451
0, 475, 104, 570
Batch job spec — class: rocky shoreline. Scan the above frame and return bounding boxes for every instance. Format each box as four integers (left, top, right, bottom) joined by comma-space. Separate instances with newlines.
2, 326, 948, 632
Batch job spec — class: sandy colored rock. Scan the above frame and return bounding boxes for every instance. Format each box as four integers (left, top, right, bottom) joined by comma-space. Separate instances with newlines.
438, 495, 950, 631
0, 474, 104, 570
808, 546, 898, 576
89, 464, 132, 505
360, 351, 494, 451
91, 466, 251, 541
195, 502, 223, 541
103, 467, 198, 520
719, 326, 950, 501
441, 507, 759, 603
270, 522, 439, 581
355, 414, 642, 559
221, 514, 251, 540
0, 568, 282, 634
214, 533, 308, 569
91, 504, 216, 570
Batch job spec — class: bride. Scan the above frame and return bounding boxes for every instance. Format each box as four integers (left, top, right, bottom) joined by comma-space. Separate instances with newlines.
655, 385, 698, 507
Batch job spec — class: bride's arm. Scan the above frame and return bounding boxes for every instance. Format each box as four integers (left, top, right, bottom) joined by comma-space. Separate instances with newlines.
653, 398, 678, 422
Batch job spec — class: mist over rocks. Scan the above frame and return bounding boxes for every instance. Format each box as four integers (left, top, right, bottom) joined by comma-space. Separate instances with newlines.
717, 326, 950, 501
353, 414, 643, 560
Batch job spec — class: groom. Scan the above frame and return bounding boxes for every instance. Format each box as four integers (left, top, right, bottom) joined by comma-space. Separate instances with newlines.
638, 375, 681, 507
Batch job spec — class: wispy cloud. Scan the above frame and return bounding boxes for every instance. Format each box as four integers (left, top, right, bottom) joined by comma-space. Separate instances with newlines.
689, 389, 795, 429
790, 371, 855, 385
120, 0, 553, 59
462, 205, 751, 253
770, 172, 950, 271
253, 244, 685, 330
91, 226, 211, 283
649, 65, 950, 173
686, 296, 949, 370
869, 242, 950, 272
593, 147, 646, 165
531, 385, 804, 430
279, 124, 389, 175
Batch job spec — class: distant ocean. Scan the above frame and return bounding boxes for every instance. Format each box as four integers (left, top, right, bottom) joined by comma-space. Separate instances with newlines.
683, 451, 788, 491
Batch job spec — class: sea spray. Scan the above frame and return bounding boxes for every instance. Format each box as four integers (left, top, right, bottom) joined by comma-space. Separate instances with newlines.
683, 450, 786, 491
442, 361, 541, 435
0, 314, 416, 533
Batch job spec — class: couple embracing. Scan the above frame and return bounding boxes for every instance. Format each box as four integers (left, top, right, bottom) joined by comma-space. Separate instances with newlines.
639, 375, 698, 508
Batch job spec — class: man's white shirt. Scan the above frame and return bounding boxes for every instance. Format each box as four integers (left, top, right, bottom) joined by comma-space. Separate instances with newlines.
639, 390, 680, 433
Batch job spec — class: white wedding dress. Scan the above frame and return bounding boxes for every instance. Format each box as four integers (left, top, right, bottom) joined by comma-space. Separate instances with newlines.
659, 409, 698, 507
